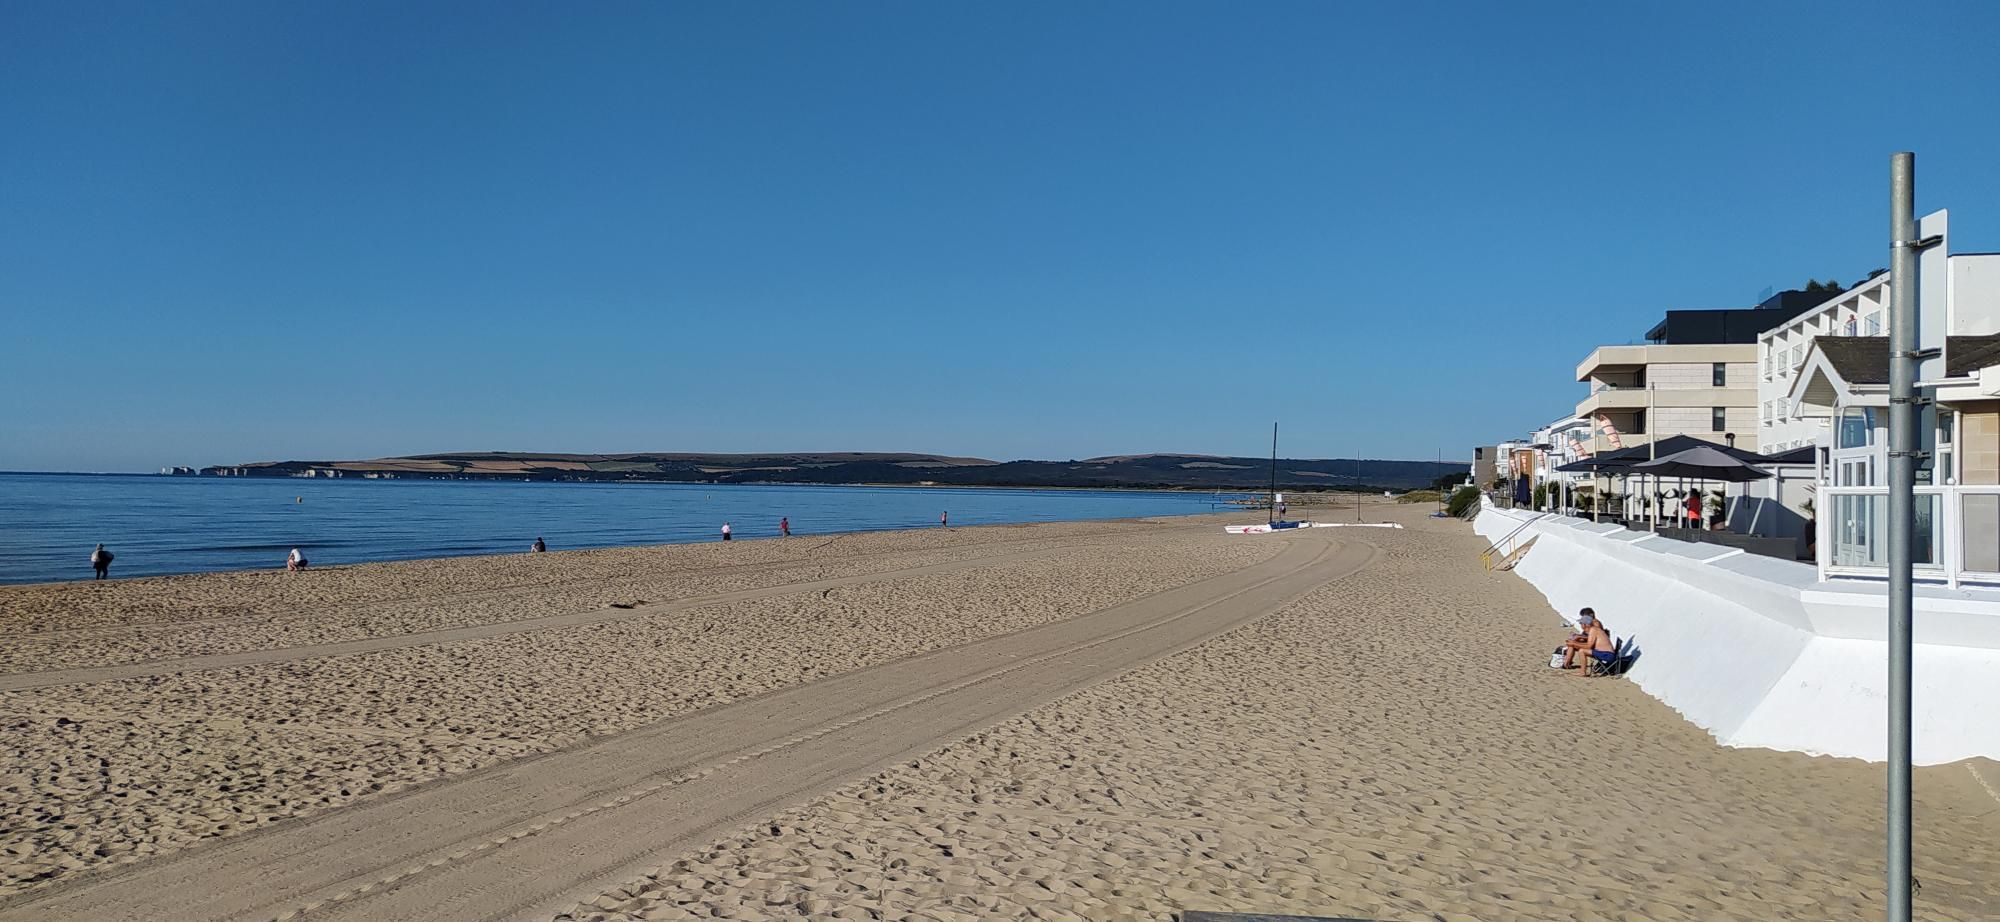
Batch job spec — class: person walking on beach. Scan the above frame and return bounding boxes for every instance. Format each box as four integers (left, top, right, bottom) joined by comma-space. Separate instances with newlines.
940, 511, 948, 528
286, 547, 308, 571
721, 522, 732, 542
532, 537, 547, 553
779, 517, 790, 537
90, 544, 114, 580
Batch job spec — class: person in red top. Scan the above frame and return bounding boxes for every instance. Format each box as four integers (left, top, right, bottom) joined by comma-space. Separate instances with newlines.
1685, 491, 1702, 528
779, 517, 790, 537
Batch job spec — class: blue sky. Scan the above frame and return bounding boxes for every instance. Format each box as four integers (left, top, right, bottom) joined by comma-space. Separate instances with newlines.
5, 1, 1998, 471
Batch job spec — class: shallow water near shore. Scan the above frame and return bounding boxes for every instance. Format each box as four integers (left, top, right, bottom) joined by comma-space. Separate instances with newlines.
0, 473, 1237, 584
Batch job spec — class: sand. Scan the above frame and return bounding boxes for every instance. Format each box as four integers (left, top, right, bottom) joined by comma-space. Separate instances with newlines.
3, 503, 1996, 920
0, 517, 1273, 900
547, 505, 2000, 922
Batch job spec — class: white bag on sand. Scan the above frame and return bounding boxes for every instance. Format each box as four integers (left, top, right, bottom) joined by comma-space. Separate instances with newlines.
1549, 648, 1567, 669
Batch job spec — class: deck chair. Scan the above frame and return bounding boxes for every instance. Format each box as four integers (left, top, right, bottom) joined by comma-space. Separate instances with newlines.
1586, 637, 1628, 677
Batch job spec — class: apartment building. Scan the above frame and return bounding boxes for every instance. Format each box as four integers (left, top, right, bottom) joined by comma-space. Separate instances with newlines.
1575, 291, 1824, 455
1758, 272, 1889, 454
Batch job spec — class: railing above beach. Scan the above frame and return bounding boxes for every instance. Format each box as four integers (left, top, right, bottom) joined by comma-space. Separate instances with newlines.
1819, 484, 2000, 588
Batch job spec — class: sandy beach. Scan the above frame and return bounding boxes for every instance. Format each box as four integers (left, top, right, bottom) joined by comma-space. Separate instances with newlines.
3, 503, 1996, 920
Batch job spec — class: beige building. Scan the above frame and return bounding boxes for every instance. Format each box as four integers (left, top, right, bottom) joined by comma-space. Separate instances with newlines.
1576, 344, 1760, 455
1573, 292, 1831, 457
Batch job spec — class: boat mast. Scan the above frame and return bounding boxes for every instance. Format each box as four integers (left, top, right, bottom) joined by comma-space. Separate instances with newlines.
1268, 422, 1278, 525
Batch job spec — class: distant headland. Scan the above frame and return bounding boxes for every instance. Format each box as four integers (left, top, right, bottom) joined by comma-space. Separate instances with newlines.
187, 451, 1464, 491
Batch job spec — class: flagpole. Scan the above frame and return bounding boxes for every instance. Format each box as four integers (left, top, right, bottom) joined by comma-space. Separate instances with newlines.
1268, 422, 1278, 526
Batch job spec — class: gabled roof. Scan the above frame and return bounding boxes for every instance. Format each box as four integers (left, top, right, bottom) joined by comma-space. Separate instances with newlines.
1948, 335, 2000, 376
1787, 338, 1883, 418
1812, 337, 1889, 385
1790, 334, 2000, 389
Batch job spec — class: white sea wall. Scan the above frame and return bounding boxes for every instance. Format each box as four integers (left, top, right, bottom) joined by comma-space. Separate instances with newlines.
1476, 501, 2000, 764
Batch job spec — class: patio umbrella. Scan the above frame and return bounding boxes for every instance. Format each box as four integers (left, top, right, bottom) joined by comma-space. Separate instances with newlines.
1629, 445, 1773, 482
1631, 445, 1772, 532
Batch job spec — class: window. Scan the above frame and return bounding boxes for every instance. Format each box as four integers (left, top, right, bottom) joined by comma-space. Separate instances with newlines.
1712, 362, 1727, 386
1838, 407, 1875, 449
1866, 313, 1882, 335
1712, 407, 1727, 431
1936, 408, 1952, 482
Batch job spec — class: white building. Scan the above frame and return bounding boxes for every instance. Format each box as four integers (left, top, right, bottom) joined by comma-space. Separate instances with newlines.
1775, 241, 2000, 585
1757, 272, 1889, 454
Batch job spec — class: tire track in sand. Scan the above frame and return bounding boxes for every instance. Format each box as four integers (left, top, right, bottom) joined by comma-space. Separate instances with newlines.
0, 532, 1372, 922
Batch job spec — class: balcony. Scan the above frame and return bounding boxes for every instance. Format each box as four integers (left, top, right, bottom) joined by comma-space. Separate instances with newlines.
1575, 346, 1650, 382
1576, 343, 1759, 382
1819, 485, 2000, 587
1577, 385, 1759, 418
1576, 387, 1651, 416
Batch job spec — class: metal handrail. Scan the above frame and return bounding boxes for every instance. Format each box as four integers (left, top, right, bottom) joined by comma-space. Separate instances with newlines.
1479, 511, 1550, 568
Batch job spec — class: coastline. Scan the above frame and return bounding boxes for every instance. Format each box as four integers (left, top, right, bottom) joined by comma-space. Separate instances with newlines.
0, 477, 1234, 586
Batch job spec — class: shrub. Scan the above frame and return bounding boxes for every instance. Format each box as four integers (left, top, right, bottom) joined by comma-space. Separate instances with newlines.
1446, 487, 1480, 516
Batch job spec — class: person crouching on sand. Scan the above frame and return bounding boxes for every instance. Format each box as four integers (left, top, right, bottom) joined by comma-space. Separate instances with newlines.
91, 544, 114, 580
287, 547, 308, 571
532, 536, 547, 553
721, 522, 732, 542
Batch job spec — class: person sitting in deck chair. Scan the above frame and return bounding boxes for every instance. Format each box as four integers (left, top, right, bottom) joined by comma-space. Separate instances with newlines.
1560, 608, 1601, 669
1573, 616, 1618, 677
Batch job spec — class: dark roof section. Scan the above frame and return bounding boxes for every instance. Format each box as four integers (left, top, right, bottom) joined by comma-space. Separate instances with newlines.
1813, 336, 1891, 385
1806, 334, 2000, 384
1763, 446, 1818, 465
1582, 435, 1775, 470
1643, 289, 1833, 344
1948, 335, 2000, 376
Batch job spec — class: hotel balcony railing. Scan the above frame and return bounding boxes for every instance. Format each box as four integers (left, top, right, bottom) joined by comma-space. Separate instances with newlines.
1817, 484, 2000, 588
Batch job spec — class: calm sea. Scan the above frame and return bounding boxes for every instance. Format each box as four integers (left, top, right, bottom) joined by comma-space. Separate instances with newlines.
0, 473, 1235, 585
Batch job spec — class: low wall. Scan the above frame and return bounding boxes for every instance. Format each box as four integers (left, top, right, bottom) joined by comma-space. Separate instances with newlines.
1476, 501, 2000, 764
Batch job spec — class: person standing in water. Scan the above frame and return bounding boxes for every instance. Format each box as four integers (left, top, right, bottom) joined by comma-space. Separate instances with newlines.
91, 544, 114, 580
779, 517, 790, 537
940, 511, 948, 528
532, 537, 547, 553
721, 522, 732, 542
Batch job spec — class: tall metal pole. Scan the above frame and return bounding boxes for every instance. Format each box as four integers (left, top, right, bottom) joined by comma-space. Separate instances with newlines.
1886, 151, 1918, 922
1355, 456, 1362, 520
1268, 422, 1278, 526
